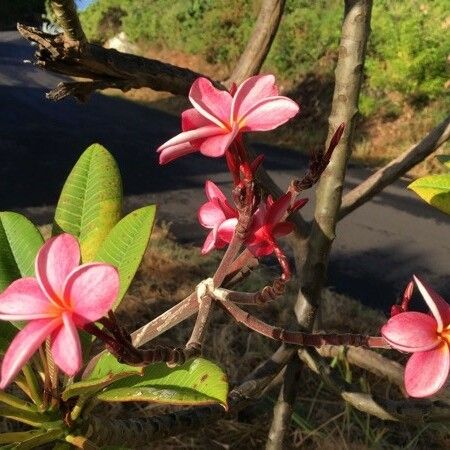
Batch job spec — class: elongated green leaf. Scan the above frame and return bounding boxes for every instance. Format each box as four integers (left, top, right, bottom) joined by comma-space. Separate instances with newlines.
53, 143, 122, 262
14, 429, 63, 449
96, 357, 228, 408
408, 174, 450, 216
62, 366, 142, 401
95, 206, 156, 307
0, 212, 43, 292
0, 430, 53, 445
436, 155, 450, 169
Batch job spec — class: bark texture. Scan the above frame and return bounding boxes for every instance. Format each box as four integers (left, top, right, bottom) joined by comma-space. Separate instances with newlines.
295, 0, 373, 329
340, 114, 450, 219
227, 0, 286, 85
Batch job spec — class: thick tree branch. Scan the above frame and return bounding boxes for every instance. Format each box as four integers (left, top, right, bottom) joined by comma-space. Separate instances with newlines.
226, 0, 286, 86
339, 114, 450, 219
295, 0, 373, 329
50, 0, 87, 42
17, 25, 213, 100
265, 356, 303, 450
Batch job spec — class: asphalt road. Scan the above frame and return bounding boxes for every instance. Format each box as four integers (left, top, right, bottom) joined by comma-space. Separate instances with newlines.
0, 31, 448, 312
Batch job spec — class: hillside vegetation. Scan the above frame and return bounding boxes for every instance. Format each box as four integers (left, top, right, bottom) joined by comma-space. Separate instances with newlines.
79, 0, 449, 171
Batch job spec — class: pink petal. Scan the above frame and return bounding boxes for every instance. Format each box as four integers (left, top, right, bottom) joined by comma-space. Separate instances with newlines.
199, 126, 239, 157
189, 78, 232, 128
381, 312, 441, 352
182, 108, 213, 131
0, 278, 53, 320
205, 180, 227, 202
51, 312, 82, 376
64, 263, 119, 323
201, 230, 217, 255
414, 275, 450, 332
267, 193, 292, 225
404, 342, 450, 398
0, 318, 60, 389
198, 199, 227, 228
231, 75, 278, 121
36, 234, 80, 305
159, 142, 198, 165
157, 126, 222, 152
239, 96, 299, 132
217, 218, 238, 243
247, 241, 274, 257
272, 222, 294, 237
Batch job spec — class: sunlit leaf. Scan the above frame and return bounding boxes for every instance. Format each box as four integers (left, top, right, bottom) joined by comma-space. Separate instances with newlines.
96, 357, 228, 408
53, 143, 122, 262
95, 206, 156, 308
0, 212, 43, 292
408, 174, 450, 216
62, 365, 142, 401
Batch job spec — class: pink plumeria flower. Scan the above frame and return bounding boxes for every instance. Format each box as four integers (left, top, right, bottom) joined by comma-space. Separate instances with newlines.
157, 74, 299, 164
218, 193, 308, 257
0, 234, 119, 388
198, 180, 238, 254
382, 276, 450, 398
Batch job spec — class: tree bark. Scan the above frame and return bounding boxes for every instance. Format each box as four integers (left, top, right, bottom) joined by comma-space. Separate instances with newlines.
50, 0, 87, 42
227, 0, 286, 86
295, 0, 373, 329
339, 114, 450, 219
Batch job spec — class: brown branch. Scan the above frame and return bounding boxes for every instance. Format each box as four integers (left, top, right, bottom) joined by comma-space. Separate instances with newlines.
17, 24, 214, 100
50, 0, 87, 42
217, 299, 389, 348
299, 349, 450, 423
266, 355, 303, 450
226, 0, 286, 86
316, 345, 404, 389
339, 114, 450, 219
294, 0, 373, 329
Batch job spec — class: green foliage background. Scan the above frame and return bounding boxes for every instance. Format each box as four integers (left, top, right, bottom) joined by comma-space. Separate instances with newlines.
80, 0, 449, 111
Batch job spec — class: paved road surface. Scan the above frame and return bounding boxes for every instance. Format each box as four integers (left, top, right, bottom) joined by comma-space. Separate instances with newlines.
0, 31, 448, 312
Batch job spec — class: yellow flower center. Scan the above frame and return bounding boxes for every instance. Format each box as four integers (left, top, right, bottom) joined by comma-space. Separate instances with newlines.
439, 326, 450, 345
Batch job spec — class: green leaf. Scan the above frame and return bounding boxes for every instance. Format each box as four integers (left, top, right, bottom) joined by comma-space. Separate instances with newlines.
84, 352, 142, 380
0, 212, 44, 292
14, 429, 63, 449
62, 363, 142, 401
95, 206, 156, 308
408, 174, 450, 216
96, 357, 228, 408
436, 155, 450, 169
53, 143, 122, 262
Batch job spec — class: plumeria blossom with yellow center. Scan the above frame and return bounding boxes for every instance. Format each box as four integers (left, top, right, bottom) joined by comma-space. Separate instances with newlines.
157, 74, 300, 164
0, 234, 119, 388
382, 276, 450, 398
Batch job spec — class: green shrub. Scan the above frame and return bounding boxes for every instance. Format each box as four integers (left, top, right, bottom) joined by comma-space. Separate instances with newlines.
80, 0, 449, 110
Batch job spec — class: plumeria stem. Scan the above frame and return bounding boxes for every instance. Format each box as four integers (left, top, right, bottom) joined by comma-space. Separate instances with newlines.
186, 294, 213, 352
0, 390, 37, 412
217, 299, 389, 348
21, 365, 44, 410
